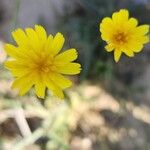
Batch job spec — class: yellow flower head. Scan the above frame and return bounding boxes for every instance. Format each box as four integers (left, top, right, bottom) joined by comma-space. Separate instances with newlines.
100, 9, 149, 62
5, 25, 81, 99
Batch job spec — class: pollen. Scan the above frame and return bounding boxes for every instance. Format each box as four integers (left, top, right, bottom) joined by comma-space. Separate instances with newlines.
32, 58, 52, 73
113, 32, 128, 44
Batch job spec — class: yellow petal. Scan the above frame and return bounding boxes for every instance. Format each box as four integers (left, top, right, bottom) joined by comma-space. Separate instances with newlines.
54, 48, 78, 63
51, 33, 65, 56
52, 86, 64, 99
35, 82, 46, 99
25, 28, 40, 50
114, 50, 122, 62
45, 78, 64, 99
4, 44, 20, 58
53, 87, 64, 99
127, 18, 138, 28
123, 50, 134, 57
12, 29, 28, 46
5, 60, 27, 69
112, 9, 129, 24
12, 75, 34, 96
100, 17, 114, 40
56, 63, 81, 75
136, 36, 149, 44
4, 44, 28, 59
10, 69, 29, 77
35, 25, 47, 42
105, 44, 114, 52
100, 17, 113, 32
141, 36, 149, 44
135, 25, 149, 35
44, 34, 53, 53
132, 44, 143, 53
50, 73, 72, 89
5, 60, 30, 77
119, 9, 129, 20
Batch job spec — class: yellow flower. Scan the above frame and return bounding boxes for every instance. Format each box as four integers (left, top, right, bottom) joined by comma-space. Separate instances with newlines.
100, 9, 149, 62
4, 25, 81, 99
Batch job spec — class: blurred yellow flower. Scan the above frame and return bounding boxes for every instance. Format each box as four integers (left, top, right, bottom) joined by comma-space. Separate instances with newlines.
5, 25, 81, 99
100, 9, 149, 62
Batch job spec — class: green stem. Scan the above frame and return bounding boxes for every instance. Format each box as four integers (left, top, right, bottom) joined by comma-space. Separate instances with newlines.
13, 128, 44, 150
13, 103, 69, 150
13, 0, 21, 29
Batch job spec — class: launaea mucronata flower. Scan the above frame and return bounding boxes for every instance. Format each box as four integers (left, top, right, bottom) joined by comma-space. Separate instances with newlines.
4, 25, 81, 99
100, 9, 149, 62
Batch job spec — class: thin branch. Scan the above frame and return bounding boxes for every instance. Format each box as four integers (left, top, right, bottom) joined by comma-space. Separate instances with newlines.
13, 108, 32, 138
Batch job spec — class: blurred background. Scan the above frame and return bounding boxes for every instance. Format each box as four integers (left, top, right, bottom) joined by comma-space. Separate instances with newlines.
0, 0, 150, 150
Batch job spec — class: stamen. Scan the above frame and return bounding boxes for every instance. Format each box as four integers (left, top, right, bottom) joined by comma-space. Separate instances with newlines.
32, 58, 53, 73
113, 32, 128, 44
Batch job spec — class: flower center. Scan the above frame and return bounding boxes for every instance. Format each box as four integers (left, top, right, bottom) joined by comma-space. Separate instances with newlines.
113, 32, 128, 44
31, 57, 56, 74
38, 61, 50, 73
